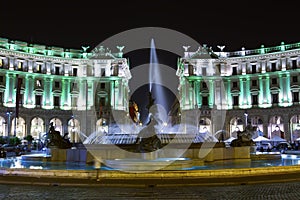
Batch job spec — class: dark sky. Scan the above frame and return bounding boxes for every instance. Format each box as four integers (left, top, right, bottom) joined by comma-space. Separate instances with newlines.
1, 0, 299, 122
1, 0, 299, 51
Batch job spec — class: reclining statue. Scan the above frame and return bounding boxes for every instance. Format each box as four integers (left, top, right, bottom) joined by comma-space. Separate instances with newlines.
45, 122, 72, 149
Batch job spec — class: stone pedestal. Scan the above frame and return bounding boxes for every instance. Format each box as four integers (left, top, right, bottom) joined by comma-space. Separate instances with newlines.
50, 148, 67, 162
67, 149, 87, 162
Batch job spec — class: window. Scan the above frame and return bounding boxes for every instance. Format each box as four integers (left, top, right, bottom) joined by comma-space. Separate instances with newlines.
72, 68, 77, 76
232, 81, 238, 88
272, 93, 278, 104
293, 76, 298, 83
293, 92, 299, 102
36, 80, 42, 88
252, 80, 257, 87
202, 82, 207, 89
35, 95, 41, 107
54, 96, 60, 107
233, 96, 239, 106
100, 97, 106, 106
0, 76, 3, 83
252, 95, 258, 105
54, 81, 60, 88
55, 66, 60, 75
202, 96, 208, 106
101, 68, 105, 76
272, 78, 277, 85
201, 67, 206, 76
36, 64, 41, 73
100, 83, 106, 89
292, 60, 297, 69
232, 67, 237, 75
252, 65, 256, 73
18, 62, 23, 71
271, 63, 276, 72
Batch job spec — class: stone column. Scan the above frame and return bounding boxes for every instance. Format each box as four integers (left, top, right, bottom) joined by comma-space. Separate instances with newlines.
43, 77, 53, 108
209, 80, 215, 108
24, 75, 34, 108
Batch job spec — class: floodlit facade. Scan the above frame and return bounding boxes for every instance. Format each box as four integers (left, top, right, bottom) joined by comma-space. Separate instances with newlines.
1, 37, 300, 144
0, 38, 131, 142
176, 42, 300, 142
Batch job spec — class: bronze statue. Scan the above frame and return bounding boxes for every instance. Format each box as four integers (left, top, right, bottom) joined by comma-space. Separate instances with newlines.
135, 113, 162, 152
230, 123, 256, 147
45, 122, 72, 149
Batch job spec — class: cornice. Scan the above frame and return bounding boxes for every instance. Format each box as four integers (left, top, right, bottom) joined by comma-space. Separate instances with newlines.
0, 48, 91, 65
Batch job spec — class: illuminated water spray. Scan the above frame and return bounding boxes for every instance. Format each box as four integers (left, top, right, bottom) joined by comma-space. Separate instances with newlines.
148, 38, 168, 126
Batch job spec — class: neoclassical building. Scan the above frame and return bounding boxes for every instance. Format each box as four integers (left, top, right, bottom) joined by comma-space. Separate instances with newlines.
0, 37, 131, 142
1, 37, 300, 143
176, 42, 300, 142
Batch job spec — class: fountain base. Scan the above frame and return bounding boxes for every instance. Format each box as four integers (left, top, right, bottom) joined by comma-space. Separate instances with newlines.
104, 157, 194, 171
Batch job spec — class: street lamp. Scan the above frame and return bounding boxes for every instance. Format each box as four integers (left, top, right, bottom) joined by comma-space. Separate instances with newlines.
244, 110, 248, 127
6, 111, 12, 139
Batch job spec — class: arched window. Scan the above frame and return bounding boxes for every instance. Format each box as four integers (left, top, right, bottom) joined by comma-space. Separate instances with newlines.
11, 117, 26, 138
30, 117, 44, 139
49, 118, 63, 136
67, 117, 80, 143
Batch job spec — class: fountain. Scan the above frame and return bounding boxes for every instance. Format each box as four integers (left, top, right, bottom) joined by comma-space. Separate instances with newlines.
20, 39, 255, 171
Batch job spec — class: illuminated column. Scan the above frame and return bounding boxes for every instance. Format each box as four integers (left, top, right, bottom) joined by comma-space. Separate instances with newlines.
279, 73, 292, 106
286, 73, 292, 104
46, 62, 52, 75
245, 77, 251, 107
42, 77, 53, 109
110, 81, 115, 108
208, 80, 215, 108
241, 62, 246, 75
239, 78, 245, 107
8, 57, 14, 70
27, 60, 33, 73
195, 80, 201, 108
87, 81, 94, 108
279, 74, 284, 104
181, 79, 189, 110
61, 78, 71, 109
24, 75, 35, 108
4, 73, 15, 107
261, 60, 266, 73
77, 80, 87, 110
281, 57, 286, 71
189, 81, 195, 109
259, 75, 271, 107
226, 79, 233, 109
117, 80, 123, 109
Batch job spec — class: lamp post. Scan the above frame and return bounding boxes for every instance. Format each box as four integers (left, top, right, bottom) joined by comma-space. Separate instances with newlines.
244, 110, 248, 127
6, 112, 12, 140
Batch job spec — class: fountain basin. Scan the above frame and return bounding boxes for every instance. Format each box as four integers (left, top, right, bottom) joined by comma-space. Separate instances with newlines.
104, 157, 193, 171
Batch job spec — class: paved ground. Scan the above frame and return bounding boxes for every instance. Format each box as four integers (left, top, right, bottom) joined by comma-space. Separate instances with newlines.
1, 181, 300, 199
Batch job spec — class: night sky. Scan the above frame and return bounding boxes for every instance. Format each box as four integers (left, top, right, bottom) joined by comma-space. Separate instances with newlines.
1, 0, 299, 122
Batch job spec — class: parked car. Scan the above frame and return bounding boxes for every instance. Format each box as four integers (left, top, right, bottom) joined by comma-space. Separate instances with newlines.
0, 147, 6, 158
272, 142, 292, 152
257, 142, 273, 152
1, 144, 22, 156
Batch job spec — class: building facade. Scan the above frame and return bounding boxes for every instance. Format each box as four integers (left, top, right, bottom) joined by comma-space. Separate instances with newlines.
1, 37, 300, 144
0, 38, 131, 142
176, 42, 300, 142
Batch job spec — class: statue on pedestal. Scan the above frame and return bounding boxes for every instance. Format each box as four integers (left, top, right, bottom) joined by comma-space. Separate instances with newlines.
230, 123, 255, 147
45, 122, 72, 149
135, 92, 162, 152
